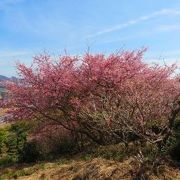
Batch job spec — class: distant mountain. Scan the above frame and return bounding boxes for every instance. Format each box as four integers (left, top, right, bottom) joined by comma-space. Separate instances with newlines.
0, 75, 9, 81
0, 75, 18, 82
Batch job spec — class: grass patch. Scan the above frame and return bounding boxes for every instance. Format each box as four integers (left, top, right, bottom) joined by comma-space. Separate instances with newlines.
0, 162, 46, 179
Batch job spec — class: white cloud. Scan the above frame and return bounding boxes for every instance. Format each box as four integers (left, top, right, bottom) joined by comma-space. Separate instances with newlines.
88, 8, 180, 38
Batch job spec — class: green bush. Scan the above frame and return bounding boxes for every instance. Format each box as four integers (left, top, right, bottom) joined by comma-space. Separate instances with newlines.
160, 116, 180, 163
51, 137, 77, 155
0, 121, 30, 166
0, 127, 8, 155
81, 143, 127, 161
19, 140, 41, 163
169, 117, 180, 162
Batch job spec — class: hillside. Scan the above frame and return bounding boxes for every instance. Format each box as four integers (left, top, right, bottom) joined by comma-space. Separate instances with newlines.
0, 75, 9, 81
0, 75, 18, 100
0, 75, 18, 82
1, 157, 180, 180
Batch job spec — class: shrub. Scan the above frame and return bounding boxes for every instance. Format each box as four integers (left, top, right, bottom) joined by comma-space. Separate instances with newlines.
31, 125, 78, 158
19, 140, 41, 163
80, 143, 127, 161
0, 121, 30, 166
0, 127, 8, 156
169, 116, 180, 162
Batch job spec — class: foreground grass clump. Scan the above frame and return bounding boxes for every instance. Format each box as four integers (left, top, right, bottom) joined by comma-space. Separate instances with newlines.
0, 162, 46, 179
1, 156, 180, 180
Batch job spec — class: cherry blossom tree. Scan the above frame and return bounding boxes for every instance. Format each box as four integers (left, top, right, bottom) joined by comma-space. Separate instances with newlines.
5, 50, 180, 147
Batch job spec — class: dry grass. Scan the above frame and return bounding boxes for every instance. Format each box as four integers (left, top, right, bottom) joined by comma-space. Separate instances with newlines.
1, 157, 180, 180
9, 158, 134, 180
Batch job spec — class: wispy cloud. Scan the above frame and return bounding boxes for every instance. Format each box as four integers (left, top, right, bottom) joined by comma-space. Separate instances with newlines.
157, 24, 180, 31
146, 58, 180, 68
88, 8, 180, 38
145, 49, 180, 68
0, 50, 31, 58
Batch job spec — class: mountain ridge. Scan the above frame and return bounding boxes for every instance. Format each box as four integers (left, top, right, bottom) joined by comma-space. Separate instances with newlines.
0, 75, 18, 82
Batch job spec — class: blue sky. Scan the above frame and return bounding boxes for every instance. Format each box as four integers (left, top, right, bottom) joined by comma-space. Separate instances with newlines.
0, 0, 180, 76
